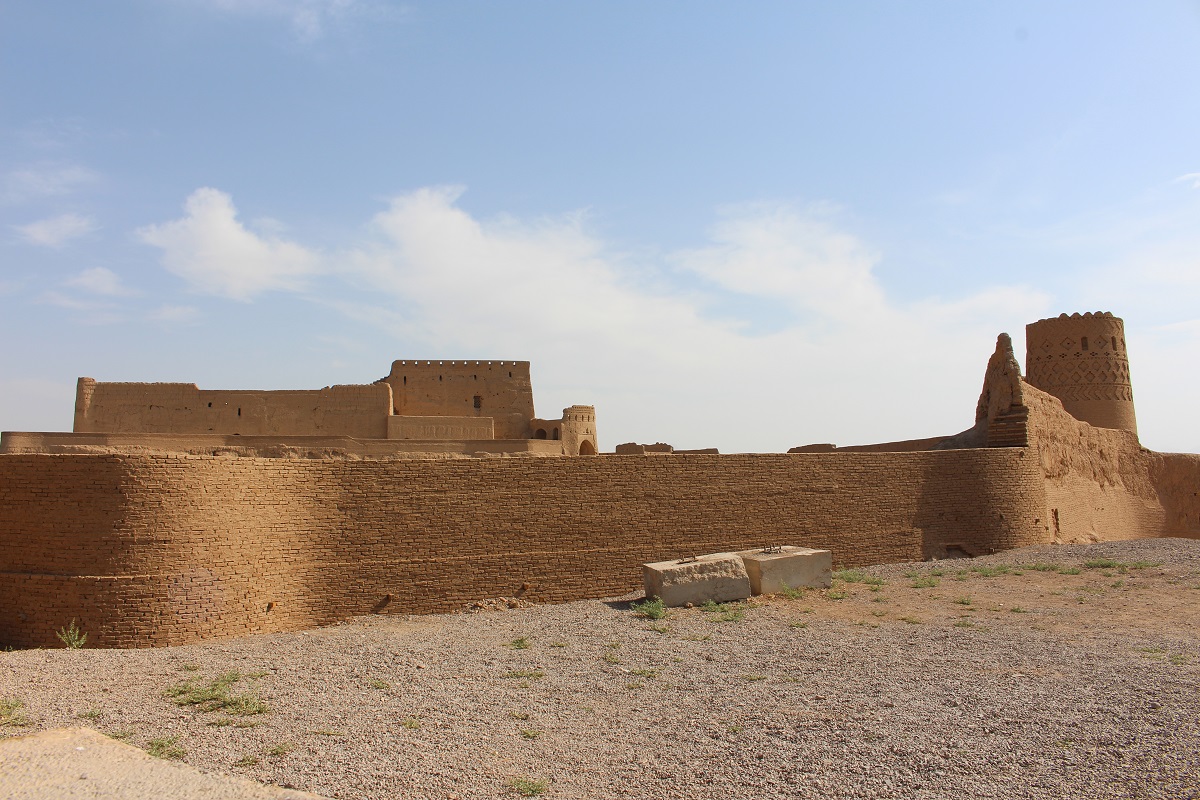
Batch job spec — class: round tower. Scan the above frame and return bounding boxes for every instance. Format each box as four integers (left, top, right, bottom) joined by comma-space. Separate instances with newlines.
1024, 312, 1137, 435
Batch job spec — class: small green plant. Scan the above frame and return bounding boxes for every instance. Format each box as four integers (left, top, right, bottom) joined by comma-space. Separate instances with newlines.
368, 679, 390, 690
181, 664, 201, 672
743, 674, 766, 682
1084, 558, 1120, 569
953, 596, 972, 605
310, 729, 343, 737
78, 709, 102, 721
519, 728, 541, 739
0, 698, 29, 727
911, 576, 940, 589
630, 668, 658, 678
647, 623, 670, 634
1169, 653, 1190, 665
509, 710, 530, 720
146, 736, 185, 760
1009, 606, 1028, 614
56, 619, 87, 649
206, 718, 233, 727
508, 637, 532, 650
234, 755, 259, 767
107, 729, 133, 740
871, 609, 886, 617
402, 717, 421, 730
681, 633, 711, 641
1111, 580, 1124, 588
508, 776, 550, 797
549, 641, 567, 648
777, 584, 806, 599
503, 669, 545, 680
267, 742, 295, 757
727, 724, 744, 734
1027, 563, 1062, 572
625, 681, 643, 689
700, 600, 746, 622
898, 616, 922, 624
953, 619, 975, 628
630, 596, 668, 620
789, 620, 809, 628
972, 565, 1012, 578
166, 671, 267, 716
824, 589, 848, 601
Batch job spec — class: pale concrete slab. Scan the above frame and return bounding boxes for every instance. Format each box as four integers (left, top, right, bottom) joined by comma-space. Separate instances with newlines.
0, 728, 325, 800
738, 546, 833, 594
642, 552, 752, 607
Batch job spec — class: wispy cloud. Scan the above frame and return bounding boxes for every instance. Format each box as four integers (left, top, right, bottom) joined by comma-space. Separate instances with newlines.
14, 213, 98, 247
64, 267, 138, 297
1174, 172, 1200, 189
138, 187, 321, 301
185, 0, 373, 41
3, 163, 98, 203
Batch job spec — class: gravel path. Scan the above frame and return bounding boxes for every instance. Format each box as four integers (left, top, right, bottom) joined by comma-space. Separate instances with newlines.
3, 538, 1199, 800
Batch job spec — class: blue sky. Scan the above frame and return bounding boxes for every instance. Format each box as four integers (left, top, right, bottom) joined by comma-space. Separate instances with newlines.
2, 1, 1198, 453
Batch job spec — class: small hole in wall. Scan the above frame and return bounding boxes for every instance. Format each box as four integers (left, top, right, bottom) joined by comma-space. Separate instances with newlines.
509, 372, 512, 378
237, 407, 241, 417
439, 375, 442, 382
403, 376, 407, 385
474, 395, 482, 409
265, 602, 274, 613
207, 402, 212, 408
1081, 337, 1089, 350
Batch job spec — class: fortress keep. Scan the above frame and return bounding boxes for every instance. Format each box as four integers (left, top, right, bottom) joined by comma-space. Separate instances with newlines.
1, 315, 1197, 649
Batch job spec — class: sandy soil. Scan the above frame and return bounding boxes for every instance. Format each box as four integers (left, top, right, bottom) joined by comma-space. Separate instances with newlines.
2, 538, 1199, 800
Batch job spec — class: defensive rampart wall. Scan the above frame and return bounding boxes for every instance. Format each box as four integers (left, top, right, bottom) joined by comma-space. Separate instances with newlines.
0, 449, 1049, 648
74, 379, 392, 440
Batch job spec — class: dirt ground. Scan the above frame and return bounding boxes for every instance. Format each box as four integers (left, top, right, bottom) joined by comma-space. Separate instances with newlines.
2, 538, 1199, 799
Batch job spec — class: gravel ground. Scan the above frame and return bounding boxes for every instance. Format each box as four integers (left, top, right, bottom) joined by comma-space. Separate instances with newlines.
3, 538, 1199, 800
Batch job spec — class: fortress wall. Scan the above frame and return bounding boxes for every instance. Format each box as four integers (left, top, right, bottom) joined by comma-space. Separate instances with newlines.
0, 449, 1049, 648
74, 380, 392, 439
1146, 452, 1200, 540
381, 361, 535, 440
1023, 381, 1167, 543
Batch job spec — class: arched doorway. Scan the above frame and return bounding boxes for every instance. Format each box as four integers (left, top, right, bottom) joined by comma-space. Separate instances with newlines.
578, 439, 596, 455
534, 429, 548, 439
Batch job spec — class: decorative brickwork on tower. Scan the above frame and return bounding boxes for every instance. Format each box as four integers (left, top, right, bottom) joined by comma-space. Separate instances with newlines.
1025, 312, 1137, 435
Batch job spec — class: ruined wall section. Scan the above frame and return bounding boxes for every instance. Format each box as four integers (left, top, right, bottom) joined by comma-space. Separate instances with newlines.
1025, 312, 1137, 434
1146, 452, 1200, 539
73, 378, 392, 440
0, 449, 1049, 648
1023, 380, 1166, 543
380, 361, 534, 441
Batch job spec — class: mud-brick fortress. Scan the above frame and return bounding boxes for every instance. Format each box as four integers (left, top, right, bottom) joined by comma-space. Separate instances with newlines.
1, 313, 1197, 648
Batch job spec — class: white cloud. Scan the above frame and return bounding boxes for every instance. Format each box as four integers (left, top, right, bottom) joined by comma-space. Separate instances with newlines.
3, 163, 98, 202
1173, 172, 1200, 189
135, 185, 1059, 451
186, 0, 368, 41
138, 187, 321, 301
64, 267, 137, 297
14, 213, 97, 247
337, 187, 1050, 451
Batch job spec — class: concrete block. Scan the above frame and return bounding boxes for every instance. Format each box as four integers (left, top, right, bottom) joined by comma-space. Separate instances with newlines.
642, 552, 752, 607
737, 546, 832, 594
